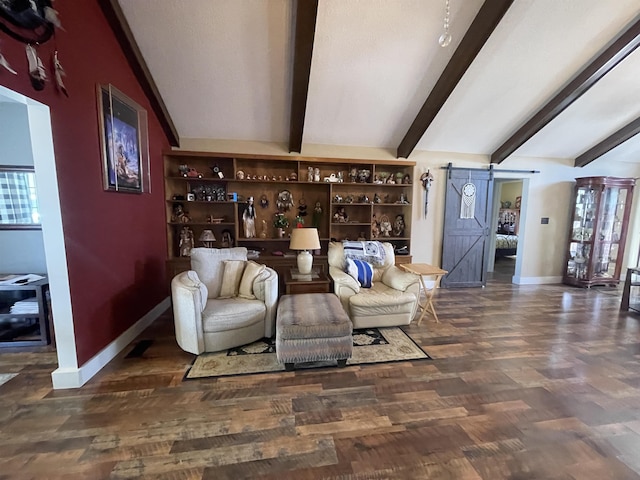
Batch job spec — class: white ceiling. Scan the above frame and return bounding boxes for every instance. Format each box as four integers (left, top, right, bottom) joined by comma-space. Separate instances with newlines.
118, 0, 640, 165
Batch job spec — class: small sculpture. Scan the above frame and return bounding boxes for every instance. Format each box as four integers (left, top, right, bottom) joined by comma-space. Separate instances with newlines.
307, 166, 314, 182
171, 203, 191, 223
179, 226, 194, 257
260, 220, 268, 238
371, 214, 380, 238
380, 215, 392, 237
312, 201, 323, 228
314, 167, 321, 182
374, 193, 381, 204
242, 196, 256, 238
276, 190, 294, 211
333, 206, 348, 223
393, 214, 405, 237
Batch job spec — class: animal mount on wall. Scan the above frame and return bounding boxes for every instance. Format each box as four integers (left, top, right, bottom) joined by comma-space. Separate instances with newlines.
0, 0, 67, 95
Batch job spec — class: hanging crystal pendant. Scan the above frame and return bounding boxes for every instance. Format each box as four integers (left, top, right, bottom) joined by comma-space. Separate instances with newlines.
439, 0, 452, 47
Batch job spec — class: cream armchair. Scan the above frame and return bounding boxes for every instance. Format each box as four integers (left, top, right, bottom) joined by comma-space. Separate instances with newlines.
171, 247, 278, 354
328, 242, 420, 328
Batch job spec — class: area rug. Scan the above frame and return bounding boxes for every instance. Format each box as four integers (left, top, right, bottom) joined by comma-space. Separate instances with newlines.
185, 327, 430, 379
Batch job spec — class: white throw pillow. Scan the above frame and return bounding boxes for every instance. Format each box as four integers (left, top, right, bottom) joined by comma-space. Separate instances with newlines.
218, 260, 246, 298
238, 260, 266, 299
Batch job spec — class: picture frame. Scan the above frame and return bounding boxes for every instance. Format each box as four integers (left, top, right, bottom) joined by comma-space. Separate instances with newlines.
97, 84, 150, 193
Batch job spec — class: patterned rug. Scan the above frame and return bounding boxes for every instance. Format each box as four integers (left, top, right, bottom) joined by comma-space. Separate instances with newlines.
185, 327, 430, 379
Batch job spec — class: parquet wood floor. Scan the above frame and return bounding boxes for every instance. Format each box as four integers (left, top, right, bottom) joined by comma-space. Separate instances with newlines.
1, 280, 640, 479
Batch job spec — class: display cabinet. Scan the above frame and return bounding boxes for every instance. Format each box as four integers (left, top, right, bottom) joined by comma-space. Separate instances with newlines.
163, 151, 415, 286
563, 176, 635, 288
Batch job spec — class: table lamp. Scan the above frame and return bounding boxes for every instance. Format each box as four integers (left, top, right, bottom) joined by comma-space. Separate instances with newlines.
199, 229, 216, 248
289, 227, 320, 274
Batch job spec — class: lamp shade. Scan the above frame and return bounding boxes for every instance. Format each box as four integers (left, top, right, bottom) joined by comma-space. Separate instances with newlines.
199, 229, 216, 247
289, 228, 320, 251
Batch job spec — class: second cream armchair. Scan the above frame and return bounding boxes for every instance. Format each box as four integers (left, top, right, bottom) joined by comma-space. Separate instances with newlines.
328, 242, 420, 328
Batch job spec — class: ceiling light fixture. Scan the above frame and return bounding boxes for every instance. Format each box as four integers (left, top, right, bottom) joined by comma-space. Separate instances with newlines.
438, 0, 452, 47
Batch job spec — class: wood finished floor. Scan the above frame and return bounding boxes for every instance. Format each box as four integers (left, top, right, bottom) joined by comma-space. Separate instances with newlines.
1, 280, 640, 479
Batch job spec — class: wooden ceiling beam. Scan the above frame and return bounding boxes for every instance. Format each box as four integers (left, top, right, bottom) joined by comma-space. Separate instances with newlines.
575, 116, 640, 167
492, 16, 640, 164
98, 0, 180, 147
397, 0, 514, 159
288, 0, 319, 153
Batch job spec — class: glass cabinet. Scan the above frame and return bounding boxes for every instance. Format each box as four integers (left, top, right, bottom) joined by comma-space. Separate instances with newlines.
563, 176, 635, 288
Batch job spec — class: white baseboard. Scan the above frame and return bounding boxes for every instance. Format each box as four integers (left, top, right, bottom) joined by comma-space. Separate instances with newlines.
512, 275, 563, 285
51, 297, 171, 389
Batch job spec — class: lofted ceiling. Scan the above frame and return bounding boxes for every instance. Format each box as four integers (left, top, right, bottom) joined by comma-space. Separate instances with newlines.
114, 0, 640, 166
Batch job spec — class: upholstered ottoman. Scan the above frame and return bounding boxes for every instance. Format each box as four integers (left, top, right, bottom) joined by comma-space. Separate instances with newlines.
276, 293, 353, 371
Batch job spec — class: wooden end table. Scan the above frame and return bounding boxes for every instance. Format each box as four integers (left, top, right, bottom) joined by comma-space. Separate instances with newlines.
284, 269, 331, 295
399, 263, 447, 324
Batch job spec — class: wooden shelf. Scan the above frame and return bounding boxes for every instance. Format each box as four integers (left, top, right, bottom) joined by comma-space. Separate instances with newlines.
164, 152, 416, 274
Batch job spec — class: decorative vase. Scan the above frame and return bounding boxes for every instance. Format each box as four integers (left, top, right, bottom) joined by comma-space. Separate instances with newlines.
277, 227, 284, 238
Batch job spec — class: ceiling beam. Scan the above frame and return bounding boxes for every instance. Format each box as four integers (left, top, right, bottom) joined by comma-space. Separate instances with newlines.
98, 0, 180, 147
288, 0, 318, 153
575, 116, 640, 167
492, 17, 640, 164
397, 0, 514, 159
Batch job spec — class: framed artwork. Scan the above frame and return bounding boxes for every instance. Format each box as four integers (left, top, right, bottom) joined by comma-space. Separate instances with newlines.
97, 84, 150, 193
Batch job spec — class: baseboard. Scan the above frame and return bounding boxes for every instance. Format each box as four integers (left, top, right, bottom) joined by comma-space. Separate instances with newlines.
51, 297, 171, 389
512, 275, 563, 285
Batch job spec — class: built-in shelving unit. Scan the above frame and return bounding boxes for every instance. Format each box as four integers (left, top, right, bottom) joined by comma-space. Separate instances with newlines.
163, 152, 416, 283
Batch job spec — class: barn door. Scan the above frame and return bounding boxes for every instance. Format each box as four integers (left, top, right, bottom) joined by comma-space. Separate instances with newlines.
440, 168, 494, 288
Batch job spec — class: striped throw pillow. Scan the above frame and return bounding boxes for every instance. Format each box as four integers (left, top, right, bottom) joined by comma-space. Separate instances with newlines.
345, 258, 373, 288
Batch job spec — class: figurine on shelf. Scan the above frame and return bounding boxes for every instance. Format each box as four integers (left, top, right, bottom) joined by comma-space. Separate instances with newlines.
179, 226, 194, 257
276, 190, 294, 211
312, 201, 323, 228
393, 214, 405, 237
298, 198, 308, 218
260, 220, 268, 238
221, 229, 234, 248
380, 215, 392, 237
307, 166, 314, 182
171, 203, 191, 223
374, 193, 381, 204
402, 173, 411, 184
333, 206, 348, 223
314, 167, 321, 182
242, 196, 256, 238
371, 214, 380, 238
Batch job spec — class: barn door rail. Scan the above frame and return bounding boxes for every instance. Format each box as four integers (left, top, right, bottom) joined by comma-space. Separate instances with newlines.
442, 163, 540, 179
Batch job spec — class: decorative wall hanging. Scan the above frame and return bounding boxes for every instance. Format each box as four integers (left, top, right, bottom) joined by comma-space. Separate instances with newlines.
97, 84, 150, 193
0, 0, 57, 44
420, 169, 434, 218
0, 0, 67, 94
459, 177, 476, 219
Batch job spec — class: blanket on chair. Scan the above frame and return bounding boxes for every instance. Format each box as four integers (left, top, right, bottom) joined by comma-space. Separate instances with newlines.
343, 241, 386, 267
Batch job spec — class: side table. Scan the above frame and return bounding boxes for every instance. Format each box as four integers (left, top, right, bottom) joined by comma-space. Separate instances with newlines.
284, 269, 331, 295
0, 275, 50, 347
399, 263, 447, 324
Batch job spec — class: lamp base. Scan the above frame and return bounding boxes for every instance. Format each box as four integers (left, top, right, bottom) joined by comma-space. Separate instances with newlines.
297, 250, 313, 274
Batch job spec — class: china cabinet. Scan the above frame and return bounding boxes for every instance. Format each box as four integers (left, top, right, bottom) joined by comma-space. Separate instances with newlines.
563, 176, 635, 288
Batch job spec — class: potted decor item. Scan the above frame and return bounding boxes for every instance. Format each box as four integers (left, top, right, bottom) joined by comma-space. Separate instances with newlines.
273, 213, 289, 238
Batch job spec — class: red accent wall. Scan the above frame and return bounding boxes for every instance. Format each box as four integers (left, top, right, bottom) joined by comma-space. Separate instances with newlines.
0, 1, 170, 364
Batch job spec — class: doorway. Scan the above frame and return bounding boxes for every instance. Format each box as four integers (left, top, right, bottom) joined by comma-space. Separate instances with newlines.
0, 86, 76, 384
488, 178, 526, 284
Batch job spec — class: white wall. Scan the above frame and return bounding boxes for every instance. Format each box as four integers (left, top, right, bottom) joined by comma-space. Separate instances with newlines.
179, 138, 640, 282
0, 101, 47, 274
